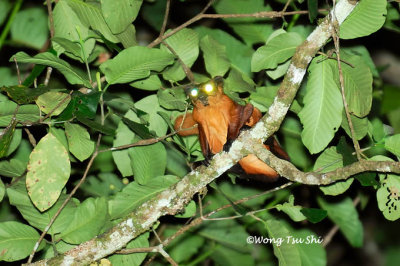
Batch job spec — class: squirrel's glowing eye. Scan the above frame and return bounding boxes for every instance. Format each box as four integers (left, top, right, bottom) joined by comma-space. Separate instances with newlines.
190, 88, 199, 97
204, 83, 214, 93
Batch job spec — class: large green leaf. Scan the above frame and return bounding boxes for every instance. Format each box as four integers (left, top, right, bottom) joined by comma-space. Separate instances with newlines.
264, 219, 302, 266
101, 0, 143, 34
53, 0, 95, 59
65, 123, 95, 161
299, 58, 343, 154
340, 0, 387, 39
108, 175, 178, 219
11, 52, 92, 87
0, 0, 11, 26
0, 139, 31, 177
1, 85, 49, 105
385, 134, 400, 158
7, 181, 77, 234
59, 197, 108, 244
318, 197, 363, 247
0, 119, 17, 158
26, 133, 71, 211
129, 142, 167, 185
213, 0, 273, 45
332, 53, 372, 118
65, 0, 119, 43
161, 28, 199, 82
0, 101, 39, 127
341, 112, 368, 141
200, 35, 230, 77
130, 74, 162, 91
10, 7, 48, 50
0, 221, 45, 262
157, 88, 187, 111
251, 32, 303, 72
295, 229, 326, 266
100, 46, 174, 84
196, 27, 253, 75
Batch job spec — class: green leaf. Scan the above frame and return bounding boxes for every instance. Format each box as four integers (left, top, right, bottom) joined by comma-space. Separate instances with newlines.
59, 197, 108, 244
300, 208, 327, 223
266, 59, 291, 80
100, 46, 174, 84
11, 52, 92, 87
0, 0, 11, 26
141, 0, 166, 31
26, 133, 71, 211
344, 46, 379, 78
0, 67, 18, 87
250, 86, 278, 111
224, 68, 255, 93
65, 0, 119, 43
65, 123, 95, 161
307, 0, 318, 22
384, 5, 400, 33
112, 116, 136, 177
318, 197, 363, 247
175, 200, 196, 218
161, 29, 199, 82
108, 175, 178, 219
0, 119, 17, 159
129, 143, 167, 185
264, 219, 302, 266
213, 0, 273, 45
109, 232, 149, 265
295, 229, 326, 266
340, 0, 387, 39
0, 139, 31, 177
57, 91, 100, 121
341, 112, 368, 141
1, 85, 49, 105
0, 102, 39, 127
79, 173, 124, 197
377, 174, 400, 221
200, 35, 230, 77
115, 24, 137, 48
157, 88, 187, 111
130, 75, 162, 91
77, 117, 115, 135
7, 181, 77, 234
36, 91, 71, 116
196, 27, 253, 75
332, 53, 373, 118
0, 179, 4, 202
52, 0, 95, 58
251, 32, 303, 72
51, 37, 84, 60
101, 0, 143, 34
0, 221, 45, 262
299, 58, 343, 154
10, 7, 48, 50
385, 134, 400, 157
275, 195, 306, 222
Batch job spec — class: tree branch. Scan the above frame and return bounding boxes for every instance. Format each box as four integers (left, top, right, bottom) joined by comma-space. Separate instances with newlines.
26, 1, 361, 265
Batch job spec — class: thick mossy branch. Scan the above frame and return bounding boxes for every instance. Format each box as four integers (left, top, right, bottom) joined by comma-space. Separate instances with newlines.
27, 1, 361, 265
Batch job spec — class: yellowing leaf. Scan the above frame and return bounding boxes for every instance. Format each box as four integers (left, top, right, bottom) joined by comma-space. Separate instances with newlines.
26, 133, 71, 211
36, 91, 71, 116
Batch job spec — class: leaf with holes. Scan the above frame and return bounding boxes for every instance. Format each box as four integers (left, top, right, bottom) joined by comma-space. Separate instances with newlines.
26, 133, 71, 211
377, 174, 400, 221
36, 91, 71, 116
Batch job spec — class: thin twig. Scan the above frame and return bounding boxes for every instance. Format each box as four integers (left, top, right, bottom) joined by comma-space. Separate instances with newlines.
282, 0, 292, 13
27, 135, 102, 263
24, 128, 37, 147
330, 1, 363, 161
148, 6, 328, 48
44, 67, 53, 86
98, 125, 197, 153
159, 0, 171, 37
323, 196, 360, 247
45, 0, 55, 86
13, 57, 21, 85
147, 0, 214, 48
161, 41, 195, 83
39, 91, 73, 123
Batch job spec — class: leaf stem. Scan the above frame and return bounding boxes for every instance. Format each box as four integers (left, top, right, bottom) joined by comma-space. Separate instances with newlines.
0, 0, 23, 51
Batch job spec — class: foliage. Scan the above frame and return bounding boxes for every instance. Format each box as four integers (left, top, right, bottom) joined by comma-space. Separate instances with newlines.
0, 0, 399, 265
